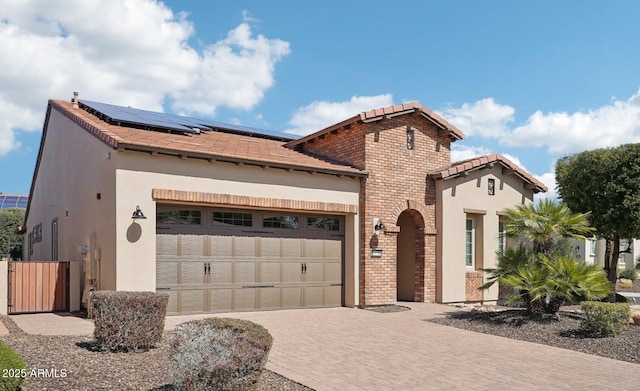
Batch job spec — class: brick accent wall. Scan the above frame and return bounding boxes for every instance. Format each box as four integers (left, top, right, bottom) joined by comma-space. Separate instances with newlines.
151, 189, 358, 214
300, 112, 452, 305
465, 271, 484, 302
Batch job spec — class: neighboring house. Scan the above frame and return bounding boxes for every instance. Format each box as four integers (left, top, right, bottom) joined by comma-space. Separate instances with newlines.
0, 193, 28, 209
575, 237, 640, 272
22, 94, 546, 315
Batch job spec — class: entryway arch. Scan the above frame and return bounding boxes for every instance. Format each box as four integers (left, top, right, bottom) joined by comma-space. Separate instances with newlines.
396, 209, 425, 301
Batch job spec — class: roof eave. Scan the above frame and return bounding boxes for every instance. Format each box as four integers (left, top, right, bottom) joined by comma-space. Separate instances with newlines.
116, 143, 368, 178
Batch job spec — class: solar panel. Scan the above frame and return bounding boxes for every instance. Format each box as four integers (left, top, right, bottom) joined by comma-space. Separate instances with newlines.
0, 194, 28, 209
79, 100, 294, 141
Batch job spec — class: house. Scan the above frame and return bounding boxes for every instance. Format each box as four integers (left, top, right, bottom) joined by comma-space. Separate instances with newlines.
19, 93, 546, 315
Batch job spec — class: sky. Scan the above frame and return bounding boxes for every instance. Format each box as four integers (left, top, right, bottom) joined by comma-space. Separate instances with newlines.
1, 1, 640, 200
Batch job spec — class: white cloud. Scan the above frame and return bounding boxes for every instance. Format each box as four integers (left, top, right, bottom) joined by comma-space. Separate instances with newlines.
450, 145, 492, 162
0, 1, 290, 156
533, 171, 558, 202
438, 98, 515, 139
285, 94, 394, 136
505, 90, 640, 155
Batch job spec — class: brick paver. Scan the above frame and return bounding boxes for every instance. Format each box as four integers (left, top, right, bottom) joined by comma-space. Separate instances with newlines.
9, 303, 640, 390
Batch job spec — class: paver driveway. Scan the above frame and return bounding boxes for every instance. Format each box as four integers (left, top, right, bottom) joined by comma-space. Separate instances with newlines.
167, 302, 640, 391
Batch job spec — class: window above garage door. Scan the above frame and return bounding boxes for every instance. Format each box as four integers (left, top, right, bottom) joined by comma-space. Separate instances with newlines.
157, 205, 344, 239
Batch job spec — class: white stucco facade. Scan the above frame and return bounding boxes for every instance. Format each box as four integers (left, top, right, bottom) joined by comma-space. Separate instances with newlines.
435, 165, 535, 303
25, 106, 362, 311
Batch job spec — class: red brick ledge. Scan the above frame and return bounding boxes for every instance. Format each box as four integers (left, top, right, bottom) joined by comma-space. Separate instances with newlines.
152, 189, 358, 214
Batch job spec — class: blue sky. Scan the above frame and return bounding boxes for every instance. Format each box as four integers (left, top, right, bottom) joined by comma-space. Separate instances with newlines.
2, 1, 640, 199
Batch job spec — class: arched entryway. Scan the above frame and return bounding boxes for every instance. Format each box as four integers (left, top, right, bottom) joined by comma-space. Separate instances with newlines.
396, 209, 425, 301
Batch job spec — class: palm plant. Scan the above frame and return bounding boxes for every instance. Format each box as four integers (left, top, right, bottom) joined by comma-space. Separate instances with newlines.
481, 200, 609, 316
504, 199, 595, 255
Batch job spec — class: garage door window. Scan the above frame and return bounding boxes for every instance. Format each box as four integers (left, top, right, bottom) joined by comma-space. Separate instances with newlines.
213, 211, 253, 227
308, 217, 340, 231
157, 210, 202, 225
263, 216, 299, 229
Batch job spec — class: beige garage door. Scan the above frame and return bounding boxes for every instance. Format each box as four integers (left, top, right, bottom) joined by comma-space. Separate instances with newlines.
156, 208, 343, 315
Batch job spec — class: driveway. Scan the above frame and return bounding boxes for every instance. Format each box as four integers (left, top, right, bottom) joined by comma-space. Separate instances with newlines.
10, 302, 640, 390
169, 302, 639, 391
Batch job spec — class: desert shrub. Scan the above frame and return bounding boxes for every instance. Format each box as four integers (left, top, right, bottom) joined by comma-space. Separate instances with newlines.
92, 291, 169, 352
171, 317, 273, 391
0, 341, 26, 391
580, 301, 630, 337
618, 268, 638, 281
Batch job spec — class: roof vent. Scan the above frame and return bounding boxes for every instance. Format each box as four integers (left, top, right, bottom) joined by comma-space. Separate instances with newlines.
72, 91, 79, 108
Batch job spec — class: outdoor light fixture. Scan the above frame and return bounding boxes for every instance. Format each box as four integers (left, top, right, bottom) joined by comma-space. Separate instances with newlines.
131, 205, 147, 220
373, 218, 385, 234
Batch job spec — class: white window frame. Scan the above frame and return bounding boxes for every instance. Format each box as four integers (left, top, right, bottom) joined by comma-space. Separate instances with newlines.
465, 218, 475, 267
498, 220, 506, 255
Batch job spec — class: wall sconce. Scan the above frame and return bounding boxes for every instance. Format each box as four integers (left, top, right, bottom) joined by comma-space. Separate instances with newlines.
131, 205, 147, 220
373, 218, 385, 235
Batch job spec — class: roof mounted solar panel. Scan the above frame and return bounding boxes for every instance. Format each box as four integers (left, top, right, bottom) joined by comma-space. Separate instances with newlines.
0, 194, 28, 209
79, 100, 295, 141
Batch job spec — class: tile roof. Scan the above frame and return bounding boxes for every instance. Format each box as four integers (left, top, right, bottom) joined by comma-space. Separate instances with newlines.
285, 101, 465, 148
48, 100, 366, 177
429, 154, 547, 193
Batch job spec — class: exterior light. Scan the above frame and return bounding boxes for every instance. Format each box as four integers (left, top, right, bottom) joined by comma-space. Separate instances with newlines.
131, 205, 147, 219
373, 218, 385, 234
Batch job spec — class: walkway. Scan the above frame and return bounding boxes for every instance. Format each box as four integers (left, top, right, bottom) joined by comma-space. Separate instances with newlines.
8, 303, 640, 390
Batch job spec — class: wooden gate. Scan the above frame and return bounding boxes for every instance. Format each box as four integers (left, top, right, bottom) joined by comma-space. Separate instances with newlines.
8, 261, 69, 313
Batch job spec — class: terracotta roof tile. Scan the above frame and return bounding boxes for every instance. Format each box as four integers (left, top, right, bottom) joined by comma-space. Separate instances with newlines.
286, 101, 465, 148
429, 154, 547, 193
49, 100, 366, 177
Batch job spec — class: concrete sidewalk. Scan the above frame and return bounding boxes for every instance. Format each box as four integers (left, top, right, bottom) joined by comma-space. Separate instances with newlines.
5, 303, 640, 390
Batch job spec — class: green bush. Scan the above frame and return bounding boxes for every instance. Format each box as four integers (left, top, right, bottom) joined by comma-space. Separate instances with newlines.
618, 268, 638, 281
580, 301, 630, 337
0, 341, 27, 391
92, 291, 169, 352
170, 317, 273, 391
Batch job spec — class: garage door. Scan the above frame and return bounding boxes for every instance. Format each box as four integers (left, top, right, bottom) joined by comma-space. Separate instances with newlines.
156, 207, 344, 315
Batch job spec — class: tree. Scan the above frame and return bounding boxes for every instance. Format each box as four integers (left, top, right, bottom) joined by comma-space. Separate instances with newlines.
556, 144, 640, 284
0, 208, 25, 259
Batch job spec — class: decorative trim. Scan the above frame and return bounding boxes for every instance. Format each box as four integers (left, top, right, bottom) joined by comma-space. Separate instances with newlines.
152, 189, 358, 214
464, 208, 487, 215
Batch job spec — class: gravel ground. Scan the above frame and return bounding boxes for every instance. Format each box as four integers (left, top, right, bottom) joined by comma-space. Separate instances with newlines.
0, 316, 312, 391
429, 306, 640, 364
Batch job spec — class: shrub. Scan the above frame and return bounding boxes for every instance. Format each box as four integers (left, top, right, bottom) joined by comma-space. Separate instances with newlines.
618, 268, 638, 281
0, 341, 26, 391
92, 291, 169, 352
170, 317, 273, 391
580, 301, 631, 337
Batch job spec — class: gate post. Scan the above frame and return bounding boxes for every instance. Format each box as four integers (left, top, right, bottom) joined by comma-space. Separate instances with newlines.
0, 260, 8, 315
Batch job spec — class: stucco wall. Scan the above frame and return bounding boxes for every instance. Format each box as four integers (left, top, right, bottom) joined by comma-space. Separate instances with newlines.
114, 150, 361, 306
436, 166, 534, 303
25, 107, 117, 310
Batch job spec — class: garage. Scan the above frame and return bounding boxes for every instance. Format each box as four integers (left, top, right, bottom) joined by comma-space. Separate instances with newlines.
156, 206, 344, 315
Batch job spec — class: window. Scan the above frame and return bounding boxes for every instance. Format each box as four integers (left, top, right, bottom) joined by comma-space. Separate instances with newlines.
498, 220, 506, 254
51, 218, 58, 261
590, 240, 597, 256
488, 179, 495, 196
407, 129, 415, 150
32, 223, 43, 243
308, 217, 340, 231
263, 215, 299, 229
212, 211, 252, 227
465, 218, 474, 267
157, 210, 202, 225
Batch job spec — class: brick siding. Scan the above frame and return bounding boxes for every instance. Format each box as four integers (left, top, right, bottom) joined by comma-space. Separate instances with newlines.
300, 112, 452, 305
